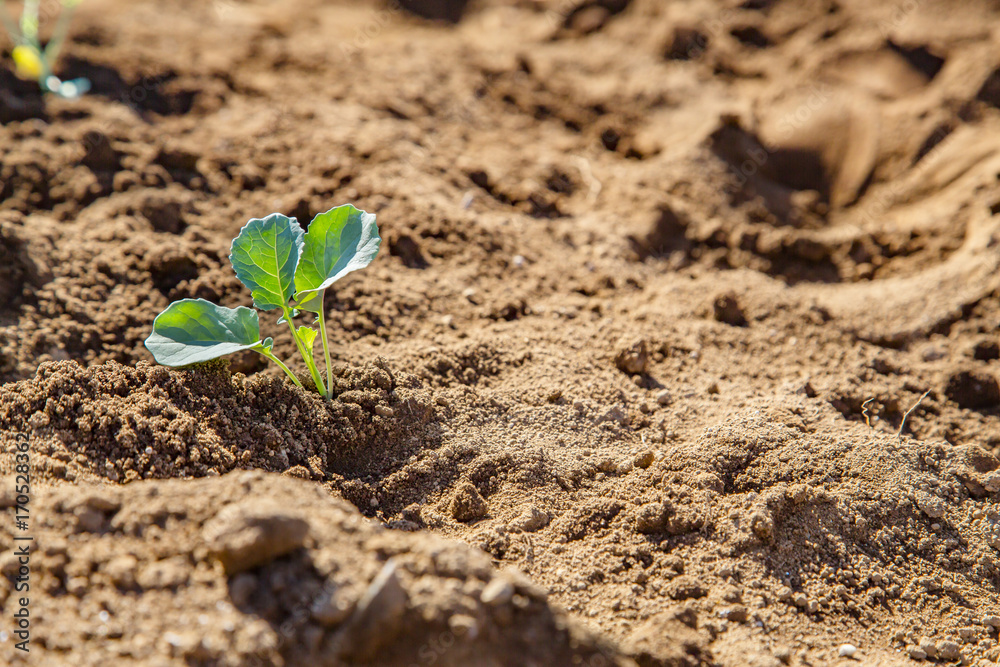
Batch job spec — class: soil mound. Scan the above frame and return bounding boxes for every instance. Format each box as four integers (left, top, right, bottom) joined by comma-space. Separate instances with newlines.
0, 471, 628, 666
0, 358, 437, 488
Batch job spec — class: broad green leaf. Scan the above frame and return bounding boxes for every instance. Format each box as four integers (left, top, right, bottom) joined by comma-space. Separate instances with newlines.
144, 299, 263, 367
230, 213, 304, 311
294, 204, 380, 313
297, 326, 318, 351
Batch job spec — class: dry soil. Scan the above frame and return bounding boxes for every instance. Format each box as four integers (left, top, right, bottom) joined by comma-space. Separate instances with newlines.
2, 0, 1000, 665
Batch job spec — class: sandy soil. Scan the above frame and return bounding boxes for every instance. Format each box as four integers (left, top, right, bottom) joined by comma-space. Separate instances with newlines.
2, 0, 1000, 664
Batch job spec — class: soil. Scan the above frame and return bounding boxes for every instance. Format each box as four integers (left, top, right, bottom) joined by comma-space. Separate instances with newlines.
2, 0, 1000, 665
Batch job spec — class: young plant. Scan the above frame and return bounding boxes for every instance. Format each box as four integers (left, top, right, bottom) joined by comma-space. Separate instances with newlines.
144, 204, 380, 398
1, 0, 90, 97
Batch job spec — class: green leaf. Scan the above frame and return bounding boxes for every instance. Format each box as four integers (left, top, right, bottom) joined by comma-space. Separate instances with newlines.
144, 299, 264, 367
297, 325, 318, 351
294, 204, 380, 313
229, 213, 304, 311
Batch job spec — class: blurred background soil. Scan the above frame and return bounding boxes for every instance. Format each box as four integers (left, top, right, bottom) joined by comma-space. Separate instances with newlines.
2, 0, 1000, 665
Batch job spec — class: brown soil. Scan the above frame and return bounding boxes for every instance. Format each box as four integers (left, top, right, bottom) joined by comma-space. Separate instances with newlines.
2, 0, 1000, 665
0, 472, 625, 666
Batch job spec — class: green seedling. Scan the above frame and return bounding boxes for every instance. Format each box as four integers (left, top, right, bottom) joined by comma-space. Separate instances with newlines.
2, 0, 89, 97
144, 204, 380, 398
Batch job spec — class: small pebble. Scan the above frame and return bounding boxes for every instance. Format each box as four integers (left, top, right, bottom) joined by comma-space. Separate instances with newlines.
480, 578, 514, 606
201, 501, 311, 574
632, 450, 655, 469
922, 347, 946, 361
614, 338, 649, 375
721, 605, 748, 623
914, 490, 946, 518
510, 507, 549, 532
512, 255, 526, 268
66, 576, 89, 597
936, 641, 960, 661
837, 644, 856, 658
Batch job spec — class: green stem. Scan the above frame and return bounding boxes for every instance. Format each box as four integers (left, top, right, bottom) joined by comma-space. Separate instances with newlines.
281, 304, 327, 398
21, 0, 38, 42
43, 2, 78, 67
257, 348, 303, 388
317, 292, 333, 400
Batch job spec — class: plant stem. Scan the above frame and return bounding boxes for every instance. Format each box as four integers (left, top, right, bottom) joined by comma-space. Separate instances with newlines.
280, 304, 327, 398
21, 0, 38, 41
257, 348, 303, 388
317, 292, 333, 400
44, 1, 79, 66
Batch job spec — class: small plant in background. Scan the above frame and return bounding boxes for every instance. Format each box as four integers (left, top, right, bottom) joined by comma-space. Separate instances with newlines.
145, 204, 381, 399
1, 0, 90, 97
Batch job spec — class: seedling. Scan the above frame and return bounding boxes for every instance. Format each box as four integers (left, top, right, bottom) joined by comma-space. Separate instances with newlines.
144, 204, 380, 398
2, 0, 90, 97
